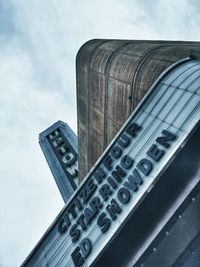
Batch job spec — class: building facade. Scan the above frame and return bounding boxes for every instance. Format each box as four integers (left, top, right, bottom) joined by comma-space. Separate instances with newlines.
39, 121, 79, 203
22, 47, 200, 266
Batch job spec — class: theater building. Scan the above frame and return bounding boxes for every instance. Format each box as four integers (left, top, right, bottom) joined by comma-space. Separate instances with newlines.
22, 40, 200, 267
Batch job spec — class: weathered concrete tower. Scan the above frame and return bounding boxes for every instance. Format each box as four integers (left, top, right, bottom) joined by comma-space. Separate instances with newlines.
76, 39, 200, 179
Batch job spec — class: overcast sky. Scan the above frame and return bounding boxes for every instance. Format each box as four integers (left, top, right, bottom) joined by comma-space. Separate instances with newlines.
0, 0, 200, 266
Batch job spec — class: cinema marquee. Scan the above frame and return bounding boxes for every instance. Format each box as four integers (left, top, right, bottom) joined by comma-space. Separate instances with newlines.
22, 56, 200, 267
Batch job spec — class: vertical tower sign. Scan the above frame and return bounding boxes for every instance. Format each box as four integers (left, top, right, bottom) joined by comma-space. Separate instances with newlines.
39, 121, 79, 203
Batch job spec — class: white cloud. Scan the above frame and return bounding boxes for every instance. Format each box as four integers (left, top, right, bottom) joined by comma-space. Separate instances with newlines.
0, 38, 68, 266
0, 0, 199, 266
